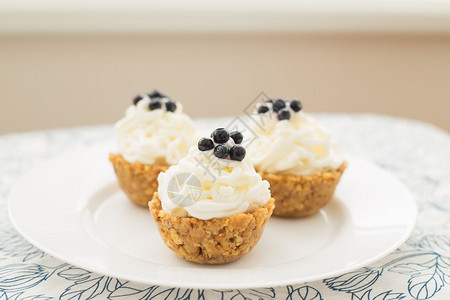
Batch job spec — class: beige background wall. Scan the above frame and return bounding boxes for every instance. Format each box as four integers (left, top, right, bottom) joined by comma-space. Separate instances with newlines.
1, 33, 449, 134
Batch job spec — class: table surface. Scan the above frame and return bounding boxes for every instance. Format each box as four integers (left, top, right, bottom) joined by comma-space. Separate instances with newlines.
0, 114, 449, 300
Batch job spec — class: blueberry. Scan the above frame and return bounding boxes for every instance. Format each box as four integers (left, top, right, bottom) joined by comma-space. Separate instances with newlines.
257, 105, 269, 114
290, 99, 302, 112
165, 101, 177, 112
198, 138, 214, 151
229, 146, 246, 161
133, 94, 144, 105
148, 90, 165, 99
149, 100, 162, 110
229, 131, 243, 144
214, 144, 229, 159
211, 128, 229, 144
272, 99, 286, 112
266, 99, 273, 103
278, 108, 291, 120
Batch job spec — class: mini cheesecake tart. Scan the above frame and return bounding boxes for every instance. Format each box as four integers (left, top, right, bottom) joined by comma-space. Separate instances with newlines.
110, 90, 197, 206
249, 99, 346, 218
149, 128, 274, 264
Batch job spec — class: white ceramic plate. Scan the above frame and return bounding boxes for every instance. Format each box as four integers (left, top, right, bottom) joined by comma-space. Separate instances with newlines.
9, 143, 417, 289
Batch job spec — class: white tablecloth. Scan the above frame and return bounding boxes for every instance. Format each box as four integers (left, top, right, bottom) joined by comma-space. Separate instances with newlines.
1, 114, 449, 299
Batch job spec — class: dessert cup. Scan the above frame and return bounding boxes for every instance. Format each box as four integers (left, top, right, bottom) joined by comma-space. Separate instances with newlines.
259, 162, 346, 217
150, 128, 273, 264
109, 153, 169, 206
248, 98, 346, 218
150, 193, 274, 264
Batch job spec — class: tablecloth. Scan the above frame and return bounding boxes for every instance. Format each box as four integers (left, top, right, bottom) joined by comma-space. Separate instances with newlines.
0, 114, 449, 300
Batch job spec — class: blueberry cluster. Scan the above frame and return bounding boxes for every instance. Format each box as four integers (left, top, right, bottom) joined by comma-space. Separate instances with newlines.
257, 99, 302, 121
198, 128, 246, 161
132, 90, 177, 113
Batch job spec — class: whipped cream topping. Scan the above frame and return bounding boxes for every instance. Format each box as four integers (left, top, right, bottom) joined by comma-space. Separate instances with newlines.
248, 111, 344, 175
115, 97, 197, 165
158, 146, 271, 220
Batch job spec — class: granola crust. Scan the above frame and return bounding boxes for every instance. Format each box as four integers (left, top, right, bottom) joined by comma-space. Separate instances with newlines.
259, 162, 347, 218
109, 153, 169, 206
149, 193, 275, 264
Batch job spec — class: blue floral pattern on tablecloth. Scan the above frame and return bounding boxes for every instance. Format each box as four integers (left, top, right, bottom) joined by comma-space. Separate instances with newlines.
0, 114, 449, 299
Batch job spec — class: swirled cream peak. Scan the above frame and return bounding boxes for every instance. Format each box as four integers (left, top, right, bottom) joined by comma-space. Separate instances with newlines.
157, 146, 271, 220
248, 110, 344, 175
115, 97, 197, 165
